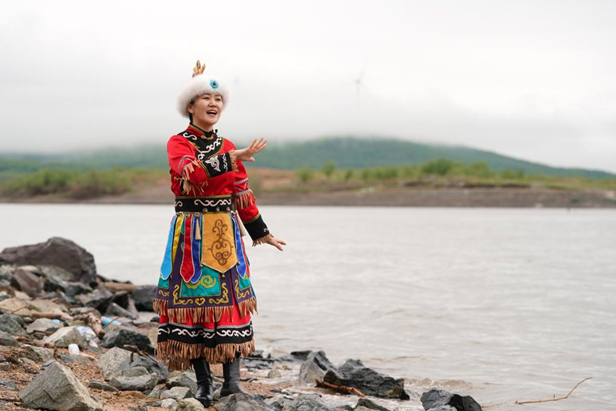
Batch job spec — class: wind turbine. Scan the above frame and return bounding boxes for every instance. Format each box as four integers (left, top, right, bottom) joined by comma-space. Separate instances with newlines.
355, 63, 367, 108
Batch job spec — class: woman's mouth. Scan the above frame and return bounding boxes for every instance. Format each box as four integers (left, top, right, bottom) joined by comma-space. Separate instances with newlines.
207, 110, 217, 116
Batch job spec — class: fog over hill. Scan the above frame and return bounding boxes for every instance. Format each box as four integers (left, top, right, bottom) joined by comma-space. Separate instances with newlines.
1, 137, 614, 180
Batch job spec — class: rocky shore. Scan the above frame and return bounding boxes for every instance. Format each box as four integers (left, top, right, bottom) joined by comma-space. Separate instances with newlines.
0, 237, 482, 411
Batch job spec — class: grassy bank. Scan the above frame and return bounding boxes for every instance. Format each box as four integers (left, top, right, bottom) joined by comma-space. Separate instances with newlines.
0, 168, 167, 200
291, 159, 616, 192
0, 158, 614, 203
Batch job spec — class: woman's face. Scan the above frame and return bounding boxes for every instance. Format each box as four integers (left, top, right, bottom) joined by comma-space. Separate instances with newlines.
187, 92, 224, 129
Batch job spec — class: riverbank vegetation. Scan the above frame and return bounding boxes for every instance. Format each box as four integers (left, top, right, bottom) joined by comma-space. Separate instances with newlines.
0, 168, 166, 200
291, 158, 616, 192
0, 158, 613, 202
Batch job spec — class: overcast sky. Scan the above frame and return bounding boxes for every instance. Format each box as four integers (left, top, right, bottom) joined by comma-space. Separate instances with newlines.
1, 0, 615, 172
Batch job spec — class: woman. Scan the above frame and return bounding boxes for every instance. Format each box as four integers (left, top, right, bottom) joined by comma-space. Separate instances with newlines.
153, 60, 285, 407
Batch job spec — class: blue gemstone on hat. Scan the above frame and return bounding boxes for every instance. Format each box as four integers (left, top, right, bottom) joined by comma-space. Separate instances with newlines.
210, 80, 219, 89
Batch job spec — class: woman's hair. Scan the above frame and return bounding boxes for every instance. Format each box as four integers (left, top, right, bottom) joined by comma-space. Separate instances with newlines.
188, 98, 194, 122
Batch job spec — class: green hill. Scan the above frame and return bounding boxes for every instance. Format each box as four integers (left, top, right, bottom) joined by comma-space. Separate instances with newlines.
1, 137, 614, 179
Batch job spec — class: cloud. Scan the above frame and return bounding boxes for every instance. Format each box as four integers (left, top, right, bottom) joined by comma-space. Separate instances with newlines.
0, 0, 615, 173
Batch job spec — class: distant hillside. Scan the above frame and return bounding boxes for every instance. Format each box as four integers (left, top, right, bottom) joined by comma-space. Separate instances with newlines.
1, 137, 614, 179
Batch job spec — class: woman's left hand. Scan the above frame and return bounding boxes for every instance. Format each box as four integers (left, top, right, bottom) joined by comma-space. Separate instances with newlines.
235, 138, 267, 163
254, 233, 286, 250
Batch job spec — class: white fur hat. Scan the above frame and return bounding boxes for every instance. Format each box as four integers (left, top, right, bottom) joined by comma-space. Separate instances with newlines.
177, 62, 229, 118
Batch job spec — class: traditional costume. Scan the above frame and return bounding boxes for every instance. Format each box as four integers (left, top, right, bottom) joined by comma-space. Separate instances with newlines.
153, 61, 270, 405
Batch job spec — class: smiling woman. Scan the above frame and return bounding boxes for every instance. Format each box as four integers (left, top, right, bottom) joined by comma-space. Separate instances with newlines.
153, 60, 286, 407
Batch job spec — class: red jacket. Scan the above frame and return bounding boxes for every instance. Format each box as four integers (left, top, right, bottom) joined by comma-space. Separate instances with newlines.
166, 124, 269, 241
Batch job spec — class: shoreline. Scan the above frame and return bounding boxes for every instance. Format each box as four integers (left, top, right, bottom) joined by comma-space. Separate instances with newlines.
1, 186, 615, 208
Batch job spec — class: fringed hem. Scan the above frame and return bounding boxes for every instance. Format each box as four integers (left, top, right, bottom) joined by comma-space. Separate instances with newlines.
232, 189, 255, 210
156, 339, 255, 370
153, 298, 167, 316
238, 297, 258, 318
153, 296, 258, 322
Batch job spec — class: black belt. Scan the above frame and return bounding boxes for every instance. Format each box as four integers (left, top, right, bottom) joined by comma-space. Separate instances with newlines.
174, 196, 234, 213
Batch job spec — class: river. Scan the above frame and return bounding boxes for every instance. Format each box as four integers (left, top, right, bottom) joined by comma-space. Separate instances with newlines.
2, 204, 615, 410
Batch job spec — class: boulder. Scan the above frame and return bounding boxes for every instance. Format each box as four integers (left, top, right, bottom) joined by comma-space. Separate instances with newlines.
323, 359, 407, 400
268, 369, 282, 378
0, 330, 18, 346
420, 389, 482, 411
101, 326, 154, 354
213, 392, 272, 411
9, 269, 43, 298
95, 346, 133, 379
19, 361, 103, 411
161, 386, 192, 400
148, 385, 166, 399
130, 352, 169, 383
299, 350, 336, 384
0, 380, 17, 390
88, 380, 120, 392
0, 237, 98, 286
355, 398, 391, 411
0, 297, 69, 319
44, 326, 89, 349
76, 287, 114, 312
105, 302, 137, 320
167, 371, 198, 395
132, 285, 157, 311
0, 314, 27, 336
109, 366, 158, 391
95, 346, 168, 383
22, 345, 55, 362
27, 318, 63, 334
110, 291, 131, 309
285, 394, 336, 411
44, 276, 90, 298
290, 350, 312, 361
178, 398, 206, 411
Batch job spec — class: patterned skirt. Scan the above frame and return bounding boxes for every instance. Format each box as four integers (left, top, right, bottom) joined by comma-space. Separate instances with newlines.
153, 198, 257, 370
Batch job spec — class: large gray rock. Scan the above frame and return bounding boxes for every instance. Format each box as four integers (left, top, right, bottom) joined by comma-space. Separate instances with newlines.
26, 318, 64, 334
178, 398, 206, 411
108, 366, 158, 391
95, 346, 133, 379
45, 326, 88, 348
299, 350, 336, 384
130, 352, 169, 383
44, 275, 90, 298
0, 330, 18, 346
420, 389, 482, 411
87, 380, 119, 393
355, 398, 391, 411
0, 314, 27, 336
76, 287, 114, 313
132, 285, 157, 311
27, 318, 63, 334
0, 237, 98, 286
213, 392, 272, 411
19, 361, 103, 411
101, 326, 154, 354
22, 345, 55, 362
323, 359, 408, 400
95, 346, 168, 383
285, 394, 336, 411
105, 302, 137, 320
161, 386, 192, 400
167, 371, 198, 395
9, 269, 43, 298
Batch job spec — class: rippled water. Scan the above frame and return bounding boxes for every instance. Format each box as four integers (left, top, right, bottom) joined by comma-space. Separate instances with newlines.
3, 204, 615, 410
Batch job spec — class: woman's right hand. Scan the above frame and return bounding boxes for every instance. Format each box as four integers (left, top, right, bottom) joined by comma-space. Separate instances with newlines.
234, 138, 267, 163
